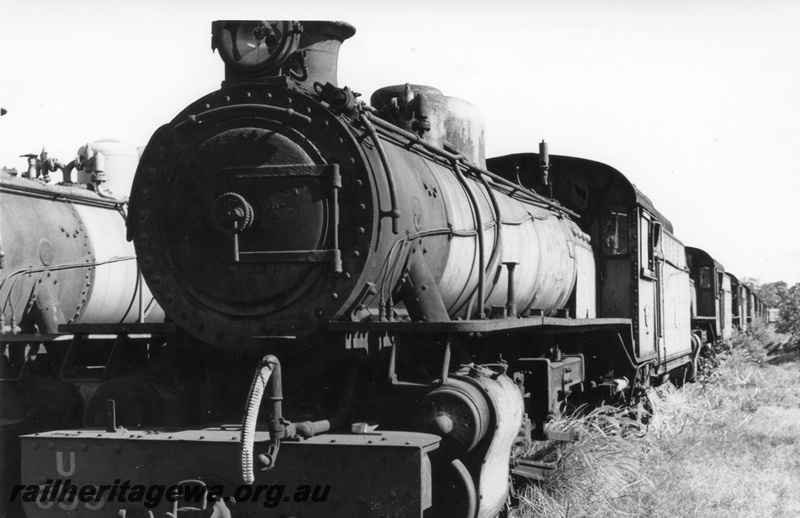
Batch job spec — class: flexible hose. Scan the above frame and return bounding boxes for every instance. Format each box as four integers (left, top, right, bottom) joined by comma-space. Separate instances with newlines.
240, 356, 277, 484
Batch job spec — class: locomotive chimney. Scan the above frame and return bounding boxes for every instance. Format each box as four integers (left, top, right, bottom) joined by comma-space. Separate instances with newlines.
213, 20, 355, 89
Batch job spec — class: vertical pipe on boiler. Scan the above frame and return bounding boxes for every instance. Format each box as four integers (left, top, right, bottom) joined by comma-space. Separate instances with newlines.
137, 269, 144, 324
452, 159, 485, 319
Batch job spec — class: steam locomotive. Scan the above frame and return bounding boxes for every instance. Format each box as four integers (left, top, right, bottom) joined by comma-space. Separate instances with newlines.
0, 139, 172, 422
15, 20, 769, 518
0, 142, 173, 514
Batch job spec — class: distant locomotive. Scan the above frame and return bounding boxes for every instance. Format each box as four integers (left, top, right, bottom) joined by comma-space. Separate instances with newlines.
18, 21, 770, 518
1, 140, 170, 426
0, 142, 172, 515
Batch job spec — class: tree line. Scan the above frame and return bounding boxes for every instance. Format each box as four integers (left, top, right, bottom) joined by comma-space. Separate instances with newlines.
742, 278, 800, 339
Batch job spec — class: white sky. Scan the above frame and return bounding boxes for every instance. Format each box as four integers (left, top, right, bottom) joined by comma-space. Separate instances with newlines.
2, 0, 799, 285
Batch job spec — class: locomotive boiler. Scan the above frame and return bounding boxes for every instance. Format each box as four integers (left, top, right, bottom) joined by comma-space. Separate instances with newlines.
1, 141, 167, 423
1, 141, 172, 514
1, 140, 163, 339
19, 20, 732, 518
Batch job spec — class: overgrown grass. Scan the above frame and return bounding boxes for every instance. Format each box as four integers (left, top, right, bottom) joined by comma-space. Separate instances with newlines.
519, 405, 649, 517
520, 323, 800, 517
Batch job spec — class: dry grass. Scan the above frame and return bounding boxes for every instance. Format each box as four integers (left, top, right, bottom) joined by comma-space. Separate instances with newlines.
520, 323, 800, 517
519, 405, 650, 517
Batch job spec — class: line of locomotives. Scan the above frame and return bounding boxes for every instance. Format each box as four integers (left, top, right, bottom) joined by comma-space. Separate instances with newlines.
7, 20, 771, 518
